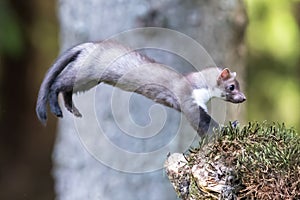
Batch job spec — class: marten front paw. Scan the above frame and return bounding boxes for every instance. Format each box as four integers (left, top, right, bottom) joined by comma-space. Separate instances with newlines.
231, 120, 239, 128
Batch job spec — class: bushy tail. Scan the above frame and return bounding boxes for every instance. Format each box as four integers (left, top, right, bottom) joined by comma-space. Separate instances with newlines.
36, 47, 82, 125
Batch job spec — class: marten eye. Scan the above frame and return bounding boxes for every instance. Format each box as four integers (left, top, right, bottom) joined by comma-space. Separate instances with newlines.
228, 85, 235, 91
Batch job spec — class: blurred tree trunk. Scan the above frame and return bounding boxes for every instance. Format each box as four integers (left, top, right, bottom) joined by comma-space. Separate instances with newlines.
0, 0, 57, 199
54, 0, 247, 199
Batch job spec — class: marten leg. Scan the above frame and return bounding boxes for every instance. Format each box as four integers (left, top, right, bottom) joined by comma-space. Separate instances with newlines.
48, 80, 69, 118
48, 88, 63, 118
62, 91, 82, 117
49, 79, 82, 118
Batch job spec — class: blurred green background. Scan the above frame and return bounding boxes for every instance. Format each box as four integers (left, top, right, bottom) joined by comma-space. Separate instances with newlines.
245, 0, 300, 131
0, 0, 299, 199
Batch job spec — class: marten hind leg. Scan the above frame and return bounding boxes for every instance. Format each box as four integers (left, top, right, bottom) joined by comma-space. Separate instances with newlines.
48, 88, 63, 118
62, 91, 82, 117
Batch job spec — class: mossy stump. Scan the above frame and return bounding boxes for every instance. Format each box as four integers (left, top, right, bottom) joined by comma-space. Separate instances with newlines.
164, 122, 300, 199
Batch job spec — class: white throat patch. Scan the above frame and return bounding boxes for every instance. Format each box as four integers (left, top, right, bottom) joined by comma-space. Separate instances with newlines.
192, 88, 223, 112
192, 89, 210, 112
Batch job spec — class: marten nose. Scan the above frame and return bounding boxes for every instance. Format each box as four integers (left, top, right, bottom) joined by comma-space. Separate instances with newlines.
240, 93, 246, 102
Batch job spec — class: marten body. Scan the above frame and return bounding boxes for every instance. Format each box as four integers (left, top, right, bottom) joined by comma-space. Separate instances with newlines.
36, 41, 246, 135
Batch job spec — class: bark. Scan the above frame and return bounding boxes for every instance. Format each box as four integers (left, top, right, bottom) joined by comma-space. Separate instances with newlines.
53, 0, 247, 199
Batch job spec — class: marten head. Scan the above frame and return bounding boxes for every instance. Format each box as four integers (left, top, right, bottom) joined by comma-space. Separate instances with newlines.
217, 68, 246, 103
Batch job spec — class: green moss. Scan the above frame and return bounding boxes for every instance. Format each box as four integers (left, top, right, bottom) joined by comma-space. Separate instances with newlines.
188, 121, 300, 199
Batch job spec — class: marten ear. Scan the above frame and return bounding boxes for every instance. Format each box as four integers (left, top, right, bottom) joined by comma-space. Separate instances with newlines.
231, 71, 237, 78
218, 68, 231, 81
